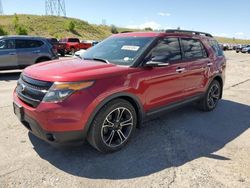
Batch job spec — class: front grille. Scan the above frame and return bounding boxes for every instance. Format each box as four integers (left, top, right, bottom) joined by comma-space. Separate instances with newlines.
16, 75, 53, 107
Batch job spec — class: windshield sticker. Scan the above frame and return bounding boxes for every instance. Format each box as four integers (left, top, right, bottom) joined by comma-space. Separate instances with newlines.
121, 45, 140, 51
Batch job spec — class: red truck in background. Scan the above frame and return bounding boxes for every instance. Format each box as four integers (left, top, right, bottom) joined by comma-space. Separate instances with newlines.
58, 38, 93, 56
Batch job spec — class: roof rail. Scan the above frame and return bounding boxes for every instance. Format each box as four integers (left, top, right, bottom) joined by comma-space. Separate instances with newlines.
165, 29, 213, 37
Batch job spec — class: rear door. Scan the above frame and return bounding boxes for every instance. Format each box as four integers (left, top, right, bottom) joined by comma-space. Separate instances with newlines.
143, 37, 189, 110
15, 39, 44, 66
0, 39, 17, 69
180, 38, 210, 97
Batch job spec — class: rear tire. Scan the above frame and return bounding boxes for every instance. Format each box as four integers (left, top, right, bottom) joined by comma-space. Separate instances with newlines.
87, 99, 137, 153
60, 52, 65, 57
70, 47, 75, 55
198, 80, 222, 111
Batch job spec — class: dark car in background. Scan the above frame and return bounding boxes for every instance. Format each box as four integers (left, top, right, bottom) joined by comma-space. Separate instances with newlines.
241, 45, 250, 53
0, 36, 58, 70
235, 44, 247, 53
47, 37, 66, 57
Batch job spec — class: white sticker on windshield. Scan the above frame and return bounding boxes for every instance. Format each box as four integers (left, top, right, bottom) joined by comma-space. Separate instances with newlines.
121, 45, 140, 51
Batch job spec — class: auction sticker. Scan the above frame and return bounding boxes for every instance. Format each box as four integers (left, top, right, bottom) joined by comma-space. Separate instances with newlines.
121, 45, 140, 51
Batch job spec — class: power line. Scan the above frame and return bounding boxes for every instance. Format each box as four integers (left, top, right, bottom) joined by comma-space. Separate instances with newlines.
45, 0, 66, 17
0, 0, 3, 15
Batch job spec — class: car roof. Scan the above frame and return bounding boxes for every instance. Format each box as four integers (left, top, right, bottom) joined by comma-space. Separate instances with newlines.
0, 35, 47, 40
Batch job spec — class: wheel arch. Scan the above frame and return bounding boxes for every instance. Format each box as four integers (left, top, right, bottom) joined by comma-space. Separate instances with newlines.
213, 75, 223, 99
84, 92, 145, 137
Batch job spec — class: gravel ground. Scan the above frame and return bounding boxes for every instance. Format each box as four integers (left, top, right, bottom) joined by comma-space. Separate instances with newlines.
0, 51, 249, 188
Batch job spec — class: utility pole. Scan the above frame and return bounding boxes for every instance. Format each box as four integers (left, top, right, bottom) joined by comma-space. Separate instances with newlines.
45, 0, 66, 17
0, 0, 3, 15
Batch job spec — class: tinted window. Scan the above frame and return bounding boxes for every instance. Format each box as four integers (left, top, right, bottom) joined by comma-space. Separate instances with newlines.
181, 38, 207, 59
48, 38, 58, 44
151, 38, 181, 62
68, 38, 80, 43
0, 39, 15, 49
15, 39, 44, 49
209, 40, 224, 57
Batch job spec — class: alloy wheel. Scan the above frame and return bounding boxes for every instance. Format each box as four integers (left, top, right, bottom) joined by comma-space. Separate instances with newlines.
101, 107, 134, 147
207, 84, 220, 109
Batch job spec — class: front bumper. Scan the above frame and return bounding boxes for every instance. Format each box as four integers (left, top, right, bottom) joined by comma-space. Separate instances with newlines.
16, 107, 85, 144
13, 89, 97, 144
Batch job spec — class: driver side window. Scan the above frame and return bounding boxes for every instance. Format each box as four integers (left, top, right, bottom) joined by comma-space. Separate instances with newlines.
0, 39, 15, 50
151, 38, 182, 63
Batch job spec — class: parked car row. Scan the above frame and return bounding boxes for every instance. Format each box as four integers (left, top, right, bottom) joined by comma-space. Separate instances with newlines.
220, 43, 250, 54
236, 44, 250, 53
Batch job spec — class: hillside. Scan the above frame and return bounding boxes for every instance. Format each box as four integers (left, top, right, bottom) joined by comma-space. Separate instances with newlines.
215, 36, 250, 45
0, 14, 134, 40
0, 14, 250, 44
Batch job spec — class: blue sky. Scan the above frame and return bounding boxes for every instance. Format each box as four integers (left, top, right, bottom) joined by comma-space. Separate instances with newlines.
1, 0, 250, 39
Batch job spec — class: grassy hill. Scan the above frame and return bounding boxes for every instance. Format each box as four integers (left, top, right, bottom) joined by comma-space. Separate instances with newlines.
0, 14, 250, 44
0, 14, 135, 40
215, 36, 250, 45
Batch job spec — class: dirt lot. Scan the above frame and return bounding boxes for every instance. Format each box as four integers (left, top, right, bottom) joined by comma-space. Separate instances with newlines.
0, 51, 249, 188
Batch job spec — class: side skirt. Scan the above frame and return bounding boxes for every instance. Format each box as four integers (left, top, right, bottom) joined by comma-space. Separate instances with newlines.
145, 94, 204, 120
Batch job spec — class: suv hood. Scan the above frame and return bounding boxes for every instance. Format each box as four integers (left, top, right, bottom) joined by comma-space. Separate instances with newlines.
23, 58, 130, 82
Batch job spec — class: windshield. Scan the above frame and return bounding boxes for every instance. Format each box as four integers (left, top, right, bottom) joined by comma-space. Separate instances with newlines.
82, 36, 154, 66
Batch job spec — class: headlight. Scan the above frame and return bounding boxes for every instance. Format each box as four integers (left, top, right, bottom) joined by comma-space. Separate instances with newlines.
43, 81, 94, 102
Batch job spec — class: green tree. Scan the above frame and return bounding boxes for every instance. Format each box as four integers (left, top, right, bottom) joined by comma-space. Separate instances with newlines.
13, 13, 19, 29
145, 27, 153, 31
68, 21, 75, 32
0, 25, 8, 36
16, 25, 28, 35
110, 25, 118, 34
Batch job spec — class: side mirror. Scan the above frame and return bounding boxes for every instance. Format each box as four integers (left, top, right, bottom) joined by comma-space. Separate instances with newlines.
145, 61, 169, 67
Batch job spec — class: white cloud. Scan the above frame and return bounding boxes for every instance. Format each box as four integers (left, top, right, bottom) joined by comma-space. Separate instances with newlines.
158, 12, 171, 17
235, 32, 244, 36
126, 21, 162, 30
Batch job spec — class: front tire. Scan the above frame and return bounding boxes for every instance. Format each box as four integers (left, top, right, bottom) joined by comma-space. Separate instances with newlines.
87, 99, 137, 153
198, 80, 222, 111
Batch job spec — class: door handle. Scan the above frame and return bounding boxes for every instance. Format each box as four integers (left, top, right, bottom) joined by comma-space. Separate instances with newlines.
9, 52, 16, 55
32, 50, 40, 53
176, 67, 185, 73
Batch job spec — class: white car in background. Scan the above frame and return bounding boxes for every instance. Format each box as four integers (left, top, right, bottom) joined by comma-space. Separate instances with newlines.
74, 49, 86, 58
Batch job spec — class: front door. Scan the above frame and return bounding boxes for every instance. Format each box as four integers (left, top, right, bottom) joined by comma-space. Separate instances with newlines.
142, 37, 189, 111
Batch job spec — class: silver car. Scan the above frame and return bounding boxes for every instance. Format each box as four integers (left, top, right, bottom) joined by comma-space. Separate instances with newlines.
0, 36, 58, 70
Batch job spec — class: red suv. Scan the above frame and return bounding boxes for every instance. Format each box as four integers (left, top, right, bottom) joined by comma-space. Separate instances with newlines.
13, 30, 226, 153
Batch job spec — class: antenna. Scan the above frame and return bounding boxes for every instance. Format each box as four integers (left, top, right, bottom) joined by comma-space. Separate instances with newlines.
45, 0, 66, 17
0, 0, 3, 15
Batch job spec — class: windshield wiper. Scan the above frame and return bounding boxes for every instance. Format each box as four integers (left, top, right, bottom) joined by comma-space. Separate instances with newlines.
93, 58, 110, 64
83, 57, 110, 64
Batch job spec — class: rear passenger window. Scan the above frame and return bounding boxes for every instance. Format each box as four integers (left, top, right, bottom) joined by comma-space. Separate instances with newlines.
181, 38, 207, 59
209, 40, 224, 57
15, 40, 44, 49
151, 38, 182, 62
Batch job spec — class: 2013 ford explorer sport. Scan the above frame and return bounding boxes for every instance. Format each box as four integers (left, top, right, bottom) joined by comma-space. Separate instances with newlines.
13, 30, 226, 153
